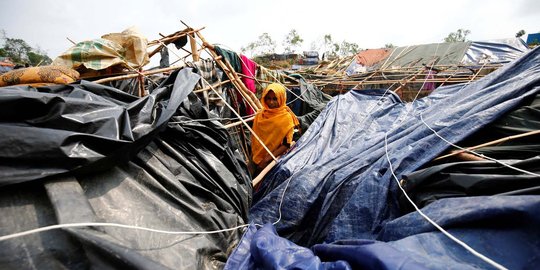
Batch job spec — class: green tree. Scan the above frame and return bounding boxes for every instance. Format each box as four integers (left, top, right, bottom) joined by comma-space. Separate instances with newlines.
241, 33, 276, 57
324, 34, 334, 54
282, 29, 303, 53
27, 50, 52, 66
3, 38, 31, 63
338, 41, 360, 57
385, 43, 396, 48
443, 28, 471, 42
1, 30, 52, 66
515, 30, 526, 38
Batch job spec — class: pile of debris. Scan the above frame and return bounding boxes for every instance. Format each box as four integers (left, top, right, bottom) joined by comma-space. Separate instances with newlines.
1, 22, 539, 270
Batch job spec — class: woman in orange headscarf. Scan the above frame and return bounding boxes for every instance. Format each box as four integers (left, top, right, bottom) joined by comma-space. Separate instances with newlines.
251, 83, 300, 175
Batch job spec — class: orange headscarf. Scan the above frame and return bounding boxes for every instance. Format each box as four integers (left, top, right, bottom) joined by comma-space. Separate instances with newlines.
251, 83, 300, 165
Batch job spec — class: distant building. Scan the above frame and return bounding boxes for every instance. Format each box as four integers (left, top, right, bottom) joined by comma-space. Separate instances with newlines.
0, 57, 15, 74
526, 33, 540, 46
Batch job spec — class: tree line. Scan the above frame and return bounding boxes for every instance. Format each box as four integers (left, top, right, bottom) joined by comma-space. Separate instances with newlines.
0, 30, 52, 66
241, 28, 535, 58
240, 29, 361, 58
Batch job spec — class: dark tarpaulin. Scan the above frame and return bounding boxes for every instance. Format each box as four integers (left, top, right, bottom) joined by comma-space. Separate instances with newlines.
0, 68, 252, 269
0, 68, 198, 185
226, 47, 540, 269
400, 156, 540, 212
450, 91, 540, 160
399, 92, 540, 211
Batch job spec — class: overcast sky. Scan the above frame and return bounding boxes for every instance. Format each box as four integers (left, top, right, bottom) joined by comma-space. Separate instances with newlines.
1, 0, 539, 63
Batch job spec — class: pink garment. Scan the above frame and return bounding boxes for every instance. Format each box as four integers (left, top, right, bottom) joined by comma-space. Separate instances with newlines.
240, 54, 257, 115
422, 70, 436, 91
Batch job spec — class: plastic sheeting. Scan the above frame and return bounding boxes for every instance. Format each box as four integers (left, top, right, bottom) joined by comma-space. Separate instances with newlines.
453, 91, 540, 160
463, 38, 530, 65
373, 42, 471, 69
346, 39, 530, 76
0, 68, 196, 185
0, 68, 252, 269
399, 92, 540, 210
228, 47, 540, 269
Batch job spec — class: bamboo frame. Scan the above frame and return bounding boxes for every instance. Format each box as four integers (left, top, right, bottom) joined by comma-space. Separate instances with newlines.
193, 79, 232, 93
93, 65, 184, 84
224, 116, 255, 129
434, 129, 540, 161
195, 31, 262, 112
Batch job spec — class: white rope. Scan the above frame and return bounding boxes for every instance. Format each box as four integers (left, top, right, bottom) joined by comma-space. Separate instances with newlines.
383, 134, 508, 270
0, 222, 249, 242
379, 42, 510, 269
419, 114, 540, 178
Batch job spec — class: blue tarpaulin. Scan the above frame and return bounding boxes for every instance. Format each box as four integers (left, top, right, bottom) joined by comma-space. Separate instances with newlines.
527, 33, 540, 45
226, 47, 540, 269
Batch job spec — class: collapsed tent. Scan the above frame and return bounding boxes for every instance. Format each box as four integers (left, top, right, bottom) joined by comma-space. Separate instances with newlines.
295, 39, 531, 101
0, 68, 252, 269
225, 47, 540, 269
346, 38, 530, 75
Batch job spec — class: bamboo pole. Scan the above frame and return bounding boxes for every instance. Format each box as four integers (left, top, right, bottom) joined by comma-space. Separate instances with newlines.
195, 31, 262, 111
193, 79, 232, 93
189, 33, 199, 62
251, 140, 296, 187
148, 27, 205, 57
226, 87, 251, 163
438, 71, 458, 87
219, 51, 262, 110
93, 65, 184, 84
434, 129, 540, 161
353, 71, 378, 89
252, 160, 276, 187
137, 68, 145, 97
392, 69, 425, 97
224, 116, 255, 129
148, 28, 204, 45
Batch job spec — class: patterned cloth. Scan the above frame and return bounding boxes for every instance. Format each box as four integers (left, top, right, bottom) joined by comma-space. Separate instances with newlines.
251, 83, 299, 166
0, 66, 79, 87
188, 59, 224, 106
255, 66, 288, 98
53, 27, 149, 73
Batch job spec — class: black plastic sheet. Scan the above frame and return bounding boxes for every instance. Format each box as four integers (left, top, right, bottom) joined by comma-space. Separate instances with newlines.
0, 68, 252, 269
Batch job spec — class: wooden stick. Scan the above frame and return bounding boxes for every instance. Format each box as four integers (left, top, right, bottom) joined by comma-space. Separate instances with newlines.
220, 52, 262, 110
392, 69, 425, 97
93, 65, 184, 84
454, 152, 486, 161
137, 68, 145, 97
353, 71, 378, 89
434, 129, 540, 161
189, 33, 199, 62
193, 79, 232, 93
251, 141, 296, 187
148, 27, 205, 45
252, 160, 276, 187
195, 31, 261, 111
148, 27, 205, 57
224, 116, 255, 129
66, 37, 77, 45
